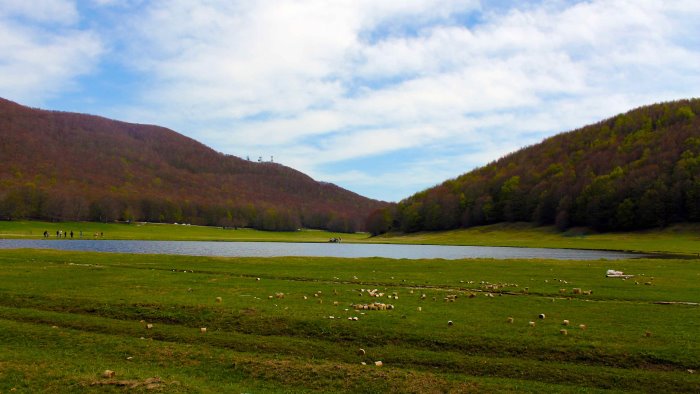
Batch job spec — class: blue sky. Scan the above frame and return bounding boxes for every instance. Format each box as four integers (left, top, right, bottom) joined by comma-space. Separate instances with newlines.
2, 1, 699, 202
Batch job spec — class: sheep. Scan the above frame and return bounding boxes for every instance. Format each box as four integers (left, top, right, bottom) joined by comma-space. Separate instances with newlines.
582, 290, 592, 295
447, 320, 454, 326
529, 321, 536, 327
572, 288, 581, 294
559, 288, 567, 293
215, 297, 223, 303
374, 361, 383, 367
275, 293, 285, 299
562, 320, 570, 326
417, 307, 422, 312
146, 323, 153, 329
538, 314, 546, 320
102, 370, 116, 378
358, 348, 366, 356
420, 294, 427, 300
645, 331, 652, 337
506, 317, 514, 323
200, 327, 207, 333
579, 324, 587, 330
560, 329, 568, 335
256, 278, 261, 281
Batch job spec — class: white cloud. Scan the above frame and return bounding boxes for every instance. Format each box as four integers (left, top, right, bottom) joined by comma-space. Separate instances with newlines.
0, 0, 78, 24
3, 0, 699, 201
0, 0, 102, 105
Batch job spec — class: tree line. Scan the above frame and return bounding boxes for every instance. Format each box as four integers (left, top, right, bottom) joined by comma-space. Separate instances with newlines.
0, 97, 384, 232
367, 99, 700, 234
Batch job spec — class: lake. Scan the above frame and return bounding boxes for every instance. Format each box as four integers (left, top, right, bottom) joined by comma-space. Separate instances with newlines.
0, 239, 642, 260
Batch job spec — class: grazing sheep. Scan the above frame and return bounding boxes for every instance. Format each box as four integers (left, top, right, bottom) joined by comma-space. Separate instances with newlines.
562, 320, 570, 326
303, 296, 308, 300
333, 301, 339, 306
506, 317, 514, 323
582, 290, 592, 295
256, 278, 261, 281
358, 348, 366, 356
579, 324, 587, 330
200, 327, 207, 333
560, 329, 568, 335
529, 321, 536, 327
275, 293, 285, 299
559, 289, 567, 293
375, 361, 383, 367
447, 320, 454, 326
538, 314, 546, 319
572, 288, 581, 294
215, 297, 222, 303
146, 324, 153, 329
102, 370, 116, 378
421, 294, 427, 300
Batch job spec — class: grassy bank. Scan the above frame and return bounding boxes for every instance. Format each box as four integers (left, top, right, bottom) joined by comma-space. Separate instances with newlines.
1, 249, 698, 392
369, 222, 700, 255
0, 220, 366, 243
1, 220, 699, 254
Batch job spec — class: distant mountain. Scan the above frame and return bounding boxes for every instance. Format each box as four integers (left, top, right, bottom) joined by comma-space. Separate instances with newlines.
0, 98, 387, 232
368, 99, 700, 234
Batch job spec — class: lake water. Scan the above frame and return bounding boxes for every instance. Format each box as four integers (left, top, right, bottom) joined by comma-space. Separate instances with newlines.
0, 239, 641, 260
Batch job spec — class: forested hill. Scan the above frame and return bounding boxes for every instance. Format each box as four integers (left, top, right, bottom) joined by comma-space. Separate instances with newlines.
367, 99, 700, 234
0, 98, 387, 232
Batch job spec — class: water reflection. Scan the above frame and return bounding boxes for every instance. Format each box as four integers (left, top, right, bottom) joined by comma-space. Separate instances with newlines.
0, 239, 642, 260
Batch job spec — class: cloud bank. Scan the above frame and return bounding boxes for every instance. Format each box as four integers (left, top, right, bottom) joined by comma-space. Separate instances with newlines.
1, 1, 699, 201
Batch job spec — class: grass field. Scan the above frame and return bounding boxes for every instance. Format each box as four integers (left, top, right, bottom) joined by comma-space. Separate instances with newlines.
1, 220, 699, 254
0, 220, 367, 243
0, 249, 698, 392
369, 222, 700, 255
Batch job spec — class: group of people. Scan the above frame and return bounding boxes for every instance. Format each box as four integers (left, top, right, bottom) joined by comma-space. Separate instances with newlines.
43, 230, 75, 238
42, 230, 102, 239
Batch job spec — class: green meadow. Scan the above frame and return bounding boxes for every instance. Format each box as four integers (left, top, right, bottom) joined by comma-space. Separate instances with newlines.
1, 220, 699, 254
0, 249, 698, 392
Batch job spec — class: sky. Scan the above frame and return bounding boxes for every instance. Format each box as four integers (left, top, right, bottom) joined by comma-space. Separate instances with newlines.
2, 1, 699, 202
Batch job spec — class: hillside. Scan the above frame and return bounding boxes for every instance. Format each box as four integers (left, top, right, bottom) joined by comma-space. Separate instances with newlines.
368, 99, 700, 234
0, 98, 387, 232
